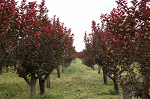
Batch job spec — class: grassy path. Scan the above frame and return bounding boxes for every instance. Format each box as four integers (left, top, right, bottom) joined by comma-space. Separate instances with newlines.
0, 58, 138, 99
49, 58, 123, 99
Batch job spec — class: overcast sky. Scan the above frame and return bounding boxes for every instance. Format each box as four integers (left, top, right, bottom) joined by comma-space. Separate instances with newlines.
18, 0, 133, 52
46, 0, 117, 52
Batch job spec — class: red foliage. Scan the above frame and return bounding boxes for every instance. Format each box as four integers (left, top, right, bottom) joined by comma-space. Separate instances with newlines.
0, 0, 75, 98
85, 0, 150, 97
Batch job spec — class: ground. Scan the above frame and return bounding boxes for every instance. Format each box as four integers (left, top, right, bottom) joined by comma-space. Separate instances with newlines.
0, 58, 140, 99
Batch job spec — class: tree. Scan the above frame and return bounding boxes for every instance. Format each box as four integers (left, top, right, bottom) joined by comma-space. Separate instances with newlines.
121, 0, 150, 98
62, 46, 76, 73
84, 21, 109, 84
85, 0, 150, 98
101, 0, 150, 98
98, 0, 130, 95
77, 49, 86, 59
12, 0, 74, 98
0, 0, 19, 74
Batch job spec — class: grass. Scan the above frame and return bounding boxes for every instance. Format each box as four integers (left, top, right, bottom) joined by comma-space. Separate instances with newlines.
0, 58, 139, 99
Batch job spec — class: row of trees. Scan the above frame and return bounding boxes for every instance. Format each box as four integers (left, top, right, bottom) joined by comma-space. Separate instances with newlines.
0, 0, 75, 99
83, 0, 150, 99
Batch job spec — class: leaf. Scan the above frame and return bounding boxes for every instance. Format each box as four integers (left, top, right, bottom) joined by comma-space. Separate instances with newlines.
117, 18, 123, 22
102, 55, 107, 58
100, 52, 106, 55
109, 46, 113, 51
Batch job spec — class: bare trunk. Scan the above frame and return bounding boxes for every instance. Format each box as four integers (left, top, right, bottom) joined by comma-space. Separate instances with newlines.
103, 73, 107, 84
30, 74, 37, 99
144, 76, 150, 99
0, 52, 8, 75
39, 78, 45, 95
92, 64, 95, 70
113, 77, 119, 95
122, 84, 132, 99
0, 65, 2, 75
102, 67, 107, 84
13, 61, 17, 71
92, 67, 95, 70
47, 75, 50, 88
62, 65, 64, 73
0, 58, 3, 75
6, 65, 8, 73
68, 62, 71, 67
98, 65, 101, 74
66, 62, 69, 68
57, 69, 60, 78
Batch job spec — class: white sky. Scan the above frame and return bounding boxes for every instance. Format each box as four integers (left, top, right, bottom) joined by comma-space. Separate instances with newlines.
17, 0, 134, 52
46, 0, 117, 52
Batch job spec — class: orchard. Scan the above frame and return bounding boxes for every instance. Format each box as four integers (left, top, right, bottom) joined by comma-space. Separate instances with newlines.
84, 0, 150, 98
0, 0, 150, 99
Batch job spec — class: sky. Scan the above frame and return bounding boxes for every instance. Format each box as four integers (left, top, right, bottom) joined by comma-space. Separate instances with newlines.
45, 0, 117, 52
17, 0, 132, 52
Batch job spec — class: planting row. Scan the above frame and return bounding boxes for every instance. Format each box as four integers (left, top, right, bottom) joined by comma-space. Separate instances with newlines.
78, 0, 150, 99
0, 0, 76, 99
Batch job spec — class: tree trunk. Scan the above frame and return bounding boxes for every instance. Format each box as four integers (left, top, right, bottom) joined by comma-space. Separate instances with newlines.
0, 65, 2, 75
62, 65, 64, 73
0, 55, 4, 75
68, 62, 71, 67
66, 62, 69, 68
6, 65, 8, 73
103, 72, 107, 84
39, 78, 45, 95
30, 74, 37, 99
122, 84, 132, 99
102, 67, 107, 84
57, 69, 60, 78
98, 65, 101, 74
143, 76, 150, 99
47, 75, 50, 88
13, 61, 17, 71
92, 64, 95, 70
113, 77, 119, 95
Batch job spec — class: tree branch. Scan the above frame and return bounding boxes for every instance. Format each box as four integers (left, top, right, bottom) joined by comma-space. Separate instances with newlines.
118, 69, 125, 75
107, 74, 114, 80
43, 69, 53, 80
6, 42, 19, 58
23, 76, 31, 86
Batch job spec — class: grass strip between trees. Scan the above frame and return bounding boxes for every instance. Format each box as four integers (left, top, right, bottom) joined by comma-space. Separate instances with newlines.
0, 58, 140, 99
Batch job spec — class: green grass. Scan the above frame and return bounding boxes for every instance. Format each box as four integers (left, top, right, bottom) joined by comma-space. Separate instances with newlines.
0, 58, 139, 99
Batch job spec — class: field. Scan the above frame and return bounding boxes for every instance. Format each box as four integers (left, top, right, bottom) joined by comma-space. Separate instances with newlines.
0, 58, 139, 99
